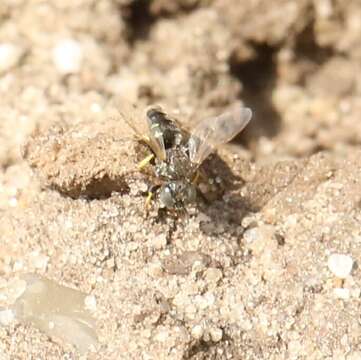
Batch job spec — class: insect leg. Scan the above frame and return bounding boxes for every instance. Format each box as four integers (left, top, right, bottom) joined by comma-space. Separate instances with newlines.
145, 184, 161, 210
192, 168, 208, 185
145, 191, 153, 208
138, 153, 155, 170
192, 171, 200, 185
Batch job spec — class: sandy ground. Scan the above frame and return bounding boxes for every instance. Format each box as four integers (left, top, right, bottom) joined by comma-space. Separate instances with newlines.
1, 0, 361, 359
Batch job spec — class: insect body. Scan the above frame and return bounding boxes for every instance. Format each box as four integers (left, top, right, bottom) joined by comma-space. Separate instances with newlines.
146, 108, 198, 209
120, 103, 252, 210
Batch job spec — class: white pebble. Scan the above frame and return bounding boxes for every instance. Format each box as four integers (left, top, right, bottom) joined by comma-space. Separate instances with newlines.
191, 324, 204, 339
30, 252, 49, 270
48, 321, 55, 329
0, 309, 15, 326
288, 339, 302, 357
204, 268, 222, 284
84, 295, 97, 311
191, 260, 205, 274
328, 254, 353, 279
209, 327, 223, 342
243, 228, 260, 243
4, 278, 27, 303
90, 102, 102, 113
154, 328, 169, 342
52, 39, 83, 75
333, 288, 350, 300
0, 43, 23, 74
151, 234, 167, 250
194, 293, 215, 310
13, 260, 24, 272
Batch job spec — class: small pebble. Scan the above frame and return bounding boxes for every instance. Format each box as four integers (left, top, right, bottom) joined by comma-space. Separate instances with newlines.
333, 288, 350, 300
209, 327, 223, 342
0, 43, 23, 74
0, 309, 15, 326
204, 268, 222, 284
328, 254, 353, 279
191, 324, 204, 340
13, 260, 24, 272
192, 260, 207, 273
243, 225, 275, 255
147, 262, 163, 278
90, 102, 102, 113
194, 292, 215, 309
241, 214, 257, 228
106, 258, 115, 269
184, 304, 197, 320
2, 278, 27, 303
151, 234, 167, 250
84, 295, 97, 311
29, 252, 49, 270
351, 288, 361, 299
48, 321, 55, 330
243, 228, 260, 244
288, 339, 302, 357
154, 328, 169, 342
52, 39, 83, 75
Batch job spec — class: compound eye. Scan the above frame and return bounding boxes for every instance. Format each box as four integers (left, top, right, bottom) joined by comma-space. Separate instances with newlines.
146, 105, 163, 121
159, 185, 176, 208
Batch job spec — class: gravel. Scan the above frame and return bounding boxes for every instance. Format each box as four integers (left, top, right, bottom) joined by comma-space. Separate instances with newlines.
328, 253, 354, 279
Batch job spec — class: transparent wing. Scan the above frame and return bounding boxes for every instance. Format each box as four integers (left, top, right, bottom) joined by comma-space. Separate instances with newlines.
114, 99, 166, 161
188, 105, 252, 165
114, 99, 148, 138
145, 105, 167, 161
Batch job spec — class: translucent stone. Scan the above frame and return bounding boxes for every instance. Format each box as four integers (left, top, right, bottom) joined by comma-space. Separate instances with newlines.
12, 274, 98, 354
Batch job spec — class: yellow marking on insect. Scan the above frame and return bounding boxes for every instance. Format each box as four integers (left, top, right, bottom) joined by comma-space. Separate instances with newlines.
138, 153, 154, 170
192, 171, 200, 185
145, 191, 153, 208
141, 135, 151, 142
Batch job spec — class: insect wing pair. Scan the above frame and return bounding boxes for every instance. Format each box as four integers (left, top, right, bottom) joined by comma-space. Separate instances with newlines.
119, 102, 252, 170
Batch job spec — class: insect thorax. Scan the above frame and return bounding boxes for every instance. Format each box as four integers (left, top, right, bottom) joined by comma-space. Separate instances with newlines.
155, 145, 195, 181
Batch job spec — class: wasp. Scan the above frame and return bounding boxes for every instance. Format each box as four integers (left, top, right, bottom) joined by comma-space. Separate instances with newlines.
118, 102, 252, 211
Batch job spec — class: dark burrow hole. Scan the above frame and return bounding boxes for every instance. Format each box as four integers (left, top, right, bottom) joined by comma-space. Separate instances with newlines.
293, 18, 336, 87
230, 43, 282, 142
120, 0, 201, 44
53, 175, 130, 200
120, 0, 156, 43
184, 335, 236, 359
295, 20, 334, 64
